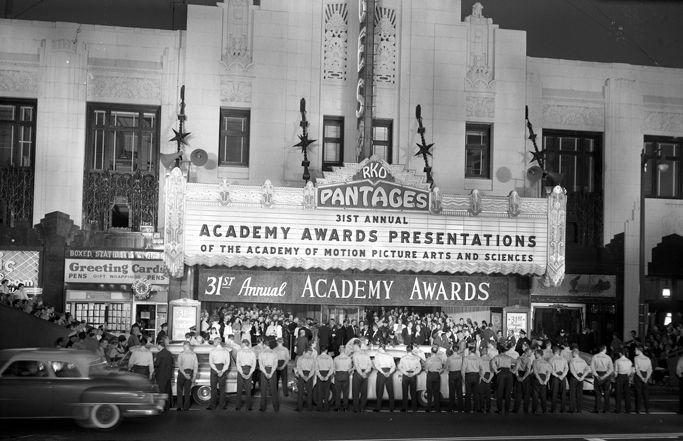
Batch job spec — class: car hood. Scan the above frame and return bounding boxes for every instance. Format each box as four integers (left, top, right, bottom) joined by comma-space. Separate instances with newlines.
90, 370, 158, 391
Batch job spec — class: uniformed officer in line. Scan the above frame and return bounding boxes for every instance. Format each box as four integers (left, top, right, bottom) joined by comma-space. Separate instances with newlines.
258, 337, 280, 412
397, 344, 422, 412
446, 348, 464, 413
613, 350, 633, 414
532, 349, 551, 414
274, 337, 291, 397
351, 341, 373, 412
207, 337, 231, 410
477, 347, 493, 413
295, 346, 317, 411
548, 346, 569, 413
316, 347, 335, 411
590, 344, 614, 413
491, 345, 515, 414
512, 346, 533, 414
235, 338, 256, 411
568, 348, 589, 413
633, 345, 652, 414
373, 343, 397, 412
425, 345, 444, 412
461, 344, 481, 414
333, 347, 354, 411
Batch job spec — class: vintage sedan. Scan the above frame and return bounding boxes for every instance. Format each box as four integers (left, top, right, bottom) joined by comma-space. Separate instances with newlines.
0, 348, 167, 430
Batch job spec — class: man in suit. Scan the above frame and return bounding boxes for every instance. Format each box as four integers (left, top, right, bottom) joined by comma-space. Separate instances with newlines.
342, 319, 354, 345
154, 337, 175, 411
331, 321, 344, 355
318, 319, 332, 351
402, 322, 414, 347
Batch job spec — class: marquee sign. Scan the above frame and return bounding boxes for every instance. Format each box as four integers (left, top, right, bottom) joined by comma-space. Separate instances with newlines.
197, 268, 509, 307
164, 158, 567, 284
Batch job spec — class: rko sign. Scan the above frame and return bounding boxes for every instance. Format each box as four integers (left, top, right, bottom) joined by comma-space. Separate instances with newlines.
317, 160, 430, 211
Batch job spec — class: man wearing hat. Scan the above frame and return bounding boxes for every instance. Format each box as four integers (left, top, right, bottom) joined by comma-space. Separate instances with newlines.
515, 330, 531, 356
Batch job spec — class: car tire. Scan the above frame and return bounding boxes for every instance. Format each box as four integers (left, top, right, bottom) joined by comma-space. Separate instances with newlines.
86, 404, 121, 430
192, 385, 212, 406
417, 390, 429, 408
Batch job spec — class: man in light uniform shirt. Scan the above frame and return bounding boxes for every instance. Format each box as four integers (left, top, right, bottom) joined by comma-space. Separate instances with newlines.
176, 341, 198, 411
590, 344, 614, 413
316, 348, 335, 411
513, 347, 533, 414
477, 347, 493, 413
128, 341, 154, 380
397, 344, 422, 412
613, 350, 633, 414
424, 345, 444, 412
491, 346, 515, 414
207, 338, 231, 410
258, 338, 280, 412
568, 348, 589, 413
532, 349, 551, 414
274, 338, 291, 397
333, 348, 354, 411
235, 339, 256, 411
548, 346, 569, 413
633, 346, 652, 413
295, 347, 316, 411
351, 342, 373, 412
461, 345, 481, 414
373, 344, 396, 412
446, 348, 464, 413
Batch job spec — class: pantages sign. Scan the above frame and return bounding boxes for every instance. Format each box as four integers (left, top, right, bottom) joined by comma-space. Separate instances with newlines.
164, 157, 567, 285
198, 268, 509, 307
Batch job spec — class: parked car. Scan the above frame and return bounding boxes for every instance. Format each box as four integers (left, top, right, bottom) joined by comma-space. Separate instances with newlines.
0, 348, 167, 430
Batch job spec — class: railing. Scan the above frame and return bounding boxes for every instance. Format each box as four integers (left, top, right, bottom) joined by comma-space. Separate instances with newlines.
0, 166, 34, 226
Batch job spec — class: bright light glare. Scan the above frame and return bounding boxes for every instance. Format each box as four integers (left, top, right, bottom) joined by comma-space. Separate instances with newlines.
662, 288, 671, 298
664, 313, 672, 326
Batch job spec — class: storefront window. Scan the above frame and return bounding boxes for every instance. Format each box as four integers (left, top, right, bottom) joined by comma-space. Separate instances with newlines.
323, 116, 344, 171
465, 123, 491, 179
0, 99, 36, 168
643, 137, 682, 199
372, 119, 392, 163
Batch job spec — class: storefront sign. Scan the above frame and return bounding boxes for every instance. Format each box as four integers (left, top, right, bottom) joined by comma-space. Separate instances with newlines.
531, 274, 616, 298
197, 269, 509, 306
506, 312, 527, 335
0, 250, 40, 287
64, 259, 170, 285
66, 249, 164, 260
169, 299, 200, 341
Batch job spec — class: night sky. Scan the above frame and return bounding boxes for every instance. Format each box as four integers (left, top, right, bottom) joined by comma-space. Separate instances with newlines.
1, 0, 682, 69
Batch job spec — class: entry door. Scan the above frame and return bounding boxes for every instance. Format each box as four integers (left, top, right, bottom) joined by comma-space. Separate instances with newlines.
533, 306, 583, 339
328, 306, 360, 324
135, 304, 157, 342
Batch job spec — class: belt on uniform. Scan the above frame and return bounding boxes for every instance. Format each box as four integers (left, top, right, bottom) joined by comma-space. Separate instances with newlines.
499, 367, 511, 372
406, 370, 414, 375
617, 373, 628, 377
335, 371, 349, 379
555, 371, 563, 376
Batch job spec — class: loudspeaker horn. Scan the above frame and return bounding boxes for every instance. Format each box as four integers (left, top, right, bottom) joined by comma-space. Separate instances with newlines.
526, 165, 542, 183
190, 148, 208, 167
160, 151, 183, 169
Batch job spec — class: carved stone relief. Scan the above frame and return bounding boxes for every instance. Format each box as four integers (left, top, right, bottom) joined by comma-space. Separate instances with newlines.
465, 94, 495, 119
644, 110, 683, 133
374, 6, 398, 85
0, 69, 38, 94
88, 75, 162, 102
323, 2, 349, 81
464, 2, 496, 91
543, 104, 604, 129
220, 79, 252, 103
220, 0, 254, 73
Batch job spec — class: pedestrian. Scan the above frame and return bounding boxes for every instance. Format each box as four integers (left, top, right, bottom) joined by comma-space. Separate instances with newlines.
128, 337, 154, 380
491, 346, 514, 414
235, 339, 256, 411
316, 348, 335, 411
568, 348, 589, 413
207, 337, 230, 410
613, 350, 633, 414
397, 344, 422, 412
154, 337, 174, 411
295, 329, 308, 358
156, 322, 168, 345
258, 337, 280, 412
532, 349, 551, 414
477, 347, 493, 413
514, 330, 531, 356
548, 346, 569, 413
176, 341, 198, 411
351, 341, 372, 412
633, 345, 652, 414
446, 348, 464, 413
333, 347, 354, 411
373, 343, 396, 412
424, 345, 444, 412
274, 337, 291, 397
590, 344, 614, 413
461, 344, 481, 413
295, 346, 316, 411
127, 324, 142, 349
513, 346, 533, 414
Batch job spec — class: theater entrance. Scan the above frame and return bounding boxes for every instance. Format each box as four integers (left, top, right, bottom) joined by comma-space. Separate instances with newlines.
531, 302, 584, 340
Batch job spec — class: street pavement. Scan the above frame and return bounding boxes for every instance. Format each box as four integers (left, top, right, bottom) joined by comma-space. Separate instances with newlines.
2, 388, 681, 441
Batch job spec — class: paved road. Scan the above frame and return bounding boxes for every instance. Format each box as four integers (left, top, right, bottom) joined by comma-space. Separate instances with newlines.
2, 389, 681, 441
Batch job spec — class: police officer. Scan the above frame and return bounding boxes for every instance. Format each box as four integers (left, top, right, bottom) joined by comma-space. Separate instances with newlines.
235, 338, 256, 411
491, 345, 514, 414
274, 337, 291, 397
590, 344, 614, 413
351, 341, 372, 412
446, 348, 464, 413
333, 347, 353, 411
258, 337, 280, 412
316, 348, 335, 411
373, 343, 396, 412
398, 344, 422, 412
548, 346, 569, 413
633, 346, 652, 414
425, 345, 444, 412
614, 350, 633, 414
513, 346, 533, 414
568, 348, 589, 413
295, 346, 316, 411
461, 344, 481, 414
532, 349, 551, 414
477, 347, 493, 413
207, 338, 230, 410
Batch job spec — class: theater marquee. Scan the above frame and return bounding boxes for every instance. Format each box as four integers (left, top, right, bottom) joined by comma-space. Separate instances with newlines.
164, 158, 567, 285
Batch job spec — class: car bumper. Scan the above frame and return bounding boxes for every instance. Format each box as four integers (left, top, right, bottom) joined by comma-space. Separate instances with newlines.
120, 394, 168, 417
